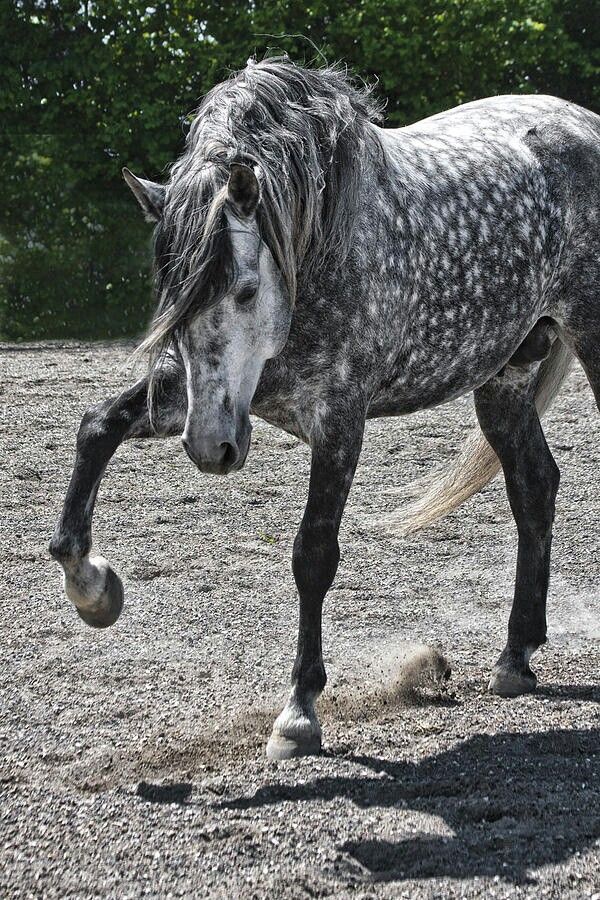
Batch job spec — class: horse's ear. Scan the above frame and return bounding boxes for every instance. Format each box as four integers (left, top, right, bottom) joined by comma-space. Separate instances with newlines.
122, 167, 165, 222
227, 163, 260, 219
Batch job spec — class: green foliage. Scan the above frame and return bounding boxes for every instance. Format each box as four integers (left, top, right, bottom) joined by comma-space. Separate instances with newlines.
1, 0, 598, 340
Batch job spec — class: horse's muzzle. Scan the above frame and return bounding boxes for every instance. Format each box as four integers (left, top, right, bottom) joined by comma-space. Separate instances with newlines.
181, 424, 251, 475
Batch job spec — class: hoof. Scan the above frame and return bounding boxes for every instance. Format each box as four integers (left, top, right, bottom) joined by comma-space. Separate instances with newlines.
488, 667, 537, 698
266, 695, 322, 760
63, 555, 124, 628
266, 732, 322, 761
75, 566, 123, 628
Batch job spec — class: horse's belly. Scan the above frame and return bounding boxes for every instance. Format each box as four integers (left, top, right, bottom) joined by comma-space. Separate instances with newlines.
368, 319, 535, 416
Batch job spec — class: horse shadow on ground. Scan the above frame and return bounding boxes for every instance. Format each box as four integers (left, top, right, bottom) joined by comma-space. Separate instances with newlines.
220, 718, 600, 885
136, 781, 193, 804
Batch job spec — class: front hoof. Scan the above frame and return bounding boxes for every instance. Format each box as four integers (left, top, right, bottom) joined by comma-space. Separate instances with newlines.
64, 555, 124, 628
76, 566, 124, 628
266, 697, 322, 760
266, 732, 322, 761
488, 667, 537, 698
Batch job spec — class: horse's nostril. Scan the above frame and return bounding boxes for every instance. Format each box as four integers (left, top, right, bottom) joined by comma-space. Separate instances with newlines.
220, 442, 239, 467
182, 435, 239, 472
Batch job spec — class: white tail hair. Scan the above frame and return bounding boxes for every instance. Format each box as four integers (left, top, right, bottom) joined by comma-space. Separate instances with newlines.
386, 340, 573, 535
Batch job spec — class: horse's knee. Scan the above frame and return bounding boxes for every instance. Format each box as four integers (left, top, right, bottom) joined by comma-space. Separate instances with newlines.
78, 379, 153, 452
532, 453, 560, 504
514, 456, 560, 534
79, 400, 108, 437
292, 524, 340, 600
77, 400, 124, 453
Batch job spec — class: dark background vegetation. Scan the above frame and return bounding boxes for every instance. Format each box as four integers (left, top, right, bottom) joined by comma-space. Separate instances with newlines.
1, 1, 599, 340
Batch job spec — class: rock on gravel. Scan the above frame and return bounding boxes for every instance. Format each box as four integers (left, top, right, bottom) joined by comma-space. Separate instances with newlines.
0, 341, 598, 899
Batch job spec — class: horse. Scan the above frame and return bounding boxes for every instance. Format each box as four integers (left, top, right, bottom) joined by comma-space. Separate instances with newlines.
50, 57, 600, 760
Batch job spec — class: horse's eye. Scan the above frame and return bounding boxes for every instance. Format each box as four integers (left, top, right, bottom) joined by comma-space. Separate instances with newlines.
235, 285, 257, 306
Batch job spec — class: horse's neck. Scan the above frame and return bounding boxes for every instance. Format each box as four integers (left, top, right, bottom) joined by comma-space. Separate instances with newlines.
295, 144, 407, 311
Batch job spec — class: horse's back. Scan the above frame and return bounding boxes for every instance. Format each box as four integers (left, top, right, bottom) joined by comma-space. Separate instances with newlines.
389, 93, 600, 302
400, 93, 598, 141
400, 93, 600, 214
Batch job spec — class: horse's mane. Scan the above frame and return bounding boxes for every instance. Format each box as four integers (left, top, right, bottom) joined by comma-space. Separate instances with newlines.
138, 56, 383, 361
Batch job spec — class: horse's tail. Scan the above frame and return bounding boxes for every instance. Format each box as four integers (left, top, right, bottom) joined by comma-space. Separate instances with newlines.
385, 339, 573, 535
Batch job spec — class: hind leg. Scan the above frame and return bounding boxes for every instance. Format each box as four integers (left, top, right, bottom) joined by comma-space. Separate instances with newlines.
474, 369, 560, 697
570, 330, 600, 410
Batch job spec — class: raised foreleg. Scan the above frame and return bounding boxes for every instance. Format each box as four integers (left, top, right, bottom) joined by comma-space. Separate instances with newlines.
49, 363, 186, 627
474, 369, 560, 696
266, 407, 365, 759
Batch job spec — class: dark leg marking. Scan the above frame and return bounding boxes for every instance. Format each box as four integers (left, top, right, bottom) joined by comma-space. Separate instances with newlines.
49, 365, 186, 627
474, 369, 560, 697
267, 414, 365, 759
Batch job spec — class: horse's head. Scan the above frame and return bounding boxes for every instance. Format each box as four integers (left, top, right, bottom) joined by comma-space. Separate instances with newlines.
124, 162, 292, 475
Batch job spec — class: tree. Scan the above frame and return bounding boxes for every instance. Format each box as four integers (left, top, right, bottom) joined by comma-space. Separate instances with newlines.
1, 0, 598, 339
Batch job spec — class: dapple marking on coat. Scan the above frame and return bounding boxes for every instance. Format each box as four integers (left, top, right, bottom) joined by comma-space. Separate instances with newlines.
50, 58, 600, 759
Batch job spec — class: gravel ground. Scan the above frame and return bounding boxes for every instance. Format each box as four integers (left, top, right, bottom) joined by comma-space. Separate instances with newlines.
1, 341, 598, 899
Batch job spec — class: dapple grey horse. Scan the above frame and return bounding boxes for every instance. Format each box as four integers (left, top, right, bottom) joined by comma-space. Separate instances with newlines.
51, 58, 600, 759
